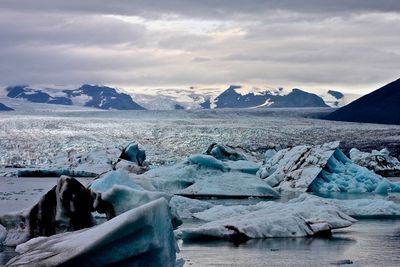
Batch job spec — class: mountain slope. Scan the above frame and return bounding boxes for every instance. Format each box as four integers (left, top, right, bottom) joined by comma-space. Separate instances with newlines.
325, 78, 400, 125
5, 85, 145, 110
213, 86, 329, 109
0, 102, 13, 111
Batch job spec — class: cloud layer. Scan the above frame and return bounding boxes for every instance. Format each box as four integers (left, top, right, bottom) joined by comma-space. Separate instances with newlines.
0, 0, 399, 93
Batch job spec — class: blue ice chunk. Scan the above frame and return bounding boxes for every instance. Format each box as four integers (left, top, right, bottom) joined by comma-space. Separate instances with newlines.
90, 170, 144, 193
309, 149, 400, 194
188, 154, 229, 171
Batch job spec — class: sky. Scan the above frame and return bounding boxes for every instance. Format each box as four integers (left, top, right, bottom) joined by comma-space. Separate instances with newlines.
0, 0, 399, 94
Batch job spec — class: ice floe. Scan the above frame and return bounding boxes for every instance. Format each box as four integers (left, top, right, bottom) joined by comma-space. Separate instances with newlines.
140, 155, 278, 198
182, 194, 356, 240
294, 194, 400, 219
90, 170, 145, 192
100, 185, 171, 217
6, 199, 177, 267
0, 224, 6, 245
350, 147, 400, 177
169, 196, 214, 219
205, 143, 247, 161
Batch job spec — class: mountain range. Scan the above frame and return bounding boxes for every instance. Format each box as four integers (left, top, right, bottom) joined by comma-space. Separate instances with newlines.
0, 84, 358, 112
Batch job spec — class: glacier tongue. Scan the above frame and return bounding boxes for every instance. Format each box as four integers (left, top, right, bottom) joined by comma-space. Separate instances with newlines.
6, 199, 177, 267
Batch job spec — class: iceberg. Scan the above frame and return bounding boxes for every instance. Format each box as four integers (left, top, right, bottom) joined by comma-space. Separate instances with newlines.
182, 195, 355, 240
205, 143, 247, 161
0, 176, 110, 246
100, 185, 171, 217
294, 194, 400, 219
258, 142, 340, 191
119, 141, 147, 166
350, 148, 400, 177
169, 196, 214, 219
0, 224, 6, 245
309, 149, 400, 194
6, 199, 177, 267
90, 170, 145, 193
140, 156, 278, 198
258, 141, 400, 194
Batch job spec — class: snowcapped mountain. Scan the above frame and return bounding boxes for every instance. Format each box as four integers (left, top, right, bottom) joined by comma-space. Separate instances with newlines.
132, 85, 357, 110
211, 86, 329, 109
131, 87, 220, 110
1, 84, 359, 111
319, 90, 360, 107
3, 85, 145, 110
325, 78, 400, 125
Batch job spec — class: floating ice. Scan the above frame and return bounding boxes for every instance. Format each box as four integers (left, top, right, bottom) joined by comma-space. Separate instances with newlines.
141, 158, 278, 198
294, 194, 400, 219
205, 143, 247, 161
350, 148, 400, 177
258, 142, 400, 194
188, 154, 228, 171
6, 199, 177, 267
0, 224, 6, 245
258, 142, 340, 191
90, 170, 144, 193
169, 196, 214, 219
182, 194, 355, 240
309, 149, 400, 194
119, 141, 147, 166
0, 176, 105, 246
101, 185, 171, 217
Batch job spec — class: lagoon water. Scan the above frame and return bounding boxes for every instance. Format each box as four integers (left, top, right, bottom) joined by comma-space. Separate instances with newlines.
1, 177, 400, 266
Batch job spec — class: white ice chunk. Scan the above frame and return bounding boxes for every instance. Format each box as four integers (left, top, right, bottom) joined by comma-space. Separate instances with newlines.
183, 195, 355, 240
138, 156, 278, 198
0, 224, 6, 245
258, 142, 340, 191
169, 196, 214, 219
294, 194, 400, 218
6, 199, 177, 267
258, 142, 400, 194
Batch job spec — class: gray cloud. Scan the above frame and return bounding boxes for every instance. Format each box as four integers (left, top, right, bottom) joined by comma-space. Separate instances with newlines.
0, 1, 399, 93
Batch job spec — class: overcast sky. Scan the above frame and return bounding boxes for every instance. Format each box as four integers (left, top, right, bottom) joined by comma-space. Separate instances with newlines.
0, 0, 399, 93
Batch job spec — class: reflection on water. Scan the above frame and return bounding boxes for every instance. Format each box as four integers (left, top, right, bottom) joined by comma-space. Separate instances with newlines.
180, 220, 400, 267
